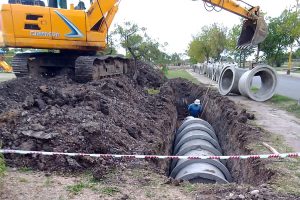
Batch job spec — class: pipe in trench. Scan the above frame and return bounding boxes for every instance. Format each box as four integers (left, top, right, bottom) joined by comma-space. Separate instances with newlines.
170, 117, 232, 184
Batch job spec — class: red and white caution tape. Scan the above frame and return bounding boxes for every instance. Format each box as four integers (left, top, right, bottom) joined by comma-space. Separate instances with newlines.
0, 149, 300, 160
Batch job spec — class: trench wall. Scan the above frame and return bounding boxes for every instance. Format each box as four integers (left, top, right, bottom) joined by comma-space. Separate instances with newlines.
168, 78, 274, 185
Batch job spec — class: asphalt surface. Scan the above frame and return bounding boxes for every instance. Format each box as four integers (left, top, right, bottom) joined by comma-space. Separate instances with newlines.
252, 74, 300, 100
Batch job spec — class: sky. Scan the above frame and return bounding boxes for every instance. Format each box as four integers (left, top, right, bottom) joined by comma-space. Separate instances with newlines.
21, 0, 297, 54
110, 0, 297, 54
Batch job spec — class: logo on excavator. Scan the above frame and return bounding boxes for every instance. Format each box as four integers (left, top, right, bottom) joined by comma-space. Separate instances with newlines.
54, 10, 83, 38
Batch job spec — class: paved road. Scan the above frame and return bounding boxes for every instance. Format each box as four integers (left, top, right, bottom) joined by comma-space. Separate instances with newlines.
252, 74, 300, 100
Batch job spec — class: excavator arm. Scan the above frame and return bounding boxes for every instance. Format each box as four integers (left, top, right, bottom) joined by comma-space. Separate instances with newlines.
202, 0, 260, 20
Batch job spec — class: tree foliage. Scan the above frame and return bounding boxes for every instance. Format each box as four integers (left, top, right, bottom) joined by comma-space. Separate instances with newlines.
260, 10, 297, 66
112, 22, 170, 66
187, 24, 226, 63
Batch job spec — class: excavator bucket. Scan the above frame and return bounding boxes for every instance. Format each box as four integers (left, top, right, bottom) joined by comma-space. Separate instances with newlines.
237, 16, 268, 49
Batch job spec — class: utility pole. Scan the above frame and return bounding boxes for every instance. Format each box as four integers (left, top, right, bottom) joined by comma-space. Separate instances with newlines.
287, 0, 299, 75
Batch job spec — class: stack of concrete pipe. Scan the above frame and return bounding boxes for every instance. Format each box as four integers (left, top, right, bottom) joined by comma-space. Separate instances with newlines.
194, 62, 237, 83
218, 65, 278, 102
170, 116, 232, 184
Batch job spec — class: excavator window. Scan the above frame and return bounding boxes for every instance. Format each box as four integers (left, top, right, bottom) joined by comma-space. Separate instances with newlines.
48, 0, 67, 9
8, 0, 46, 6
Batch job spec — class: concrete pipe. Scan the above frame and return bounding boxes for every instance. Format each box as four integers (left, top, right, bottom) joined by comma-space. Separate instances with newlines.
215, 64, 222, 82
174, 162, 229, 184
174, 131, 222, 154
206, 64, 213, 79
172, 118, 232, 183
199, 64, 205, 74
171, 140, 224, 170
238, 65, 278, 102
175, 139, 223, 158
218, 66, 247, 95
170, 149, 232, 183
176, 123, 217, 142
178, 117, 214, 133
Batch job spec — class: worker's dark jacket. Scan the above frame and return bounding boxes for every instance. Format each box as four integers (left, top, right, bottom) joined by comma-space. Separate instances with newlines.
188, 103, 203, 118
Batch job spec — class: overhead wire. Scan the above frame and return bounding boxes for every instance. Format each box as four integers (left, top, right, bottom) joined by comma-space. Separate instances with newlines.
203, 0, 225, 13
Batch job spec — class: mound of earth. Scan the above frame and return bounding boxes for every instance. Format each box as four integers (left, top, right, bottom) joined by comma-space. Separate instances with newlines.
0, 61, 175, 178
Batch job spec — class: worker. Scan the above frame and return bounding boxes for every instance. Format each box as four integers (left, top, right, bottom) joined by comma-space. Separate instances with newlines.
188, 99, 203, 118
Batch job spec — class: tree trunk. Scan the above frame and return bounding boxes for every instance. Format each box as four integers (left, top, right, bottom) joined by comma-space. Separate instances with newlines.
242, 51, 246, 68
239, 51, 242, 68
127, 47, 139, 82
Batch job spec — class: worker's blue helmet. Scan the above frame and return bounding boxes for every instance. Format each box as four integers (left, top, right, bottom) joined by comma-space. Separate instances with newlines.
0, 50, 4, 55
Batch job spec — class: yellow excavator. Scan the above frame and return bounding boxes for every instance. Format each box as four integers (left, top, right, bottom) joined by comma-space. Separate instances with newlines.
0, 0, 268, 82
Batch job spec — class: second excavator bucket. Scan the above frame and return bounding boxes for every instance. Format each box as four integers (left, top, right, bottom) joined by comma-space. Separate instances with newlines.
237, 16, 268, 49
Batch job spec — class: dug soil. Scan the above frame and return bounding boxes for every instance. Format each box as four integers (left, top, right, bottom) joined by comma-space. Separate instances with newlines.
0, 61, 299, 199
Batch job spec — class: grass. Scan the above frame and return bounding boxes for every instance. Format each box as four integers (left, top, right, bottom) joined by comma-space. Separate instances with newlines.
44, 177, 54, 187
19, 167, 32, 173
100, 186, 120, 196
67, 182, 91, 195
66, 173, 121, 197
0, 153, 6, 177
268, 94, 300, 118
181, 182, 199, 193
250, 87, 300, 118
146, 88, 160, 95
246, 123, 300, 196
19, 177, 29, 183
0, 142, 6, 178
165, 70, 199, 84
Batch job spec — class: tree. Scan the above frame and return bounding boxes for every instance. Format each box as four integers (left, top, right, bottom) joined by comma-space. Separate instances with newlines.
170, 53, 183, 66
187, 38, 206, 64
113, 22, 171, 79
113, 22, 170, 63
260, 8, 300, 67
226, 25, 241, 61
187, 24, 227, 63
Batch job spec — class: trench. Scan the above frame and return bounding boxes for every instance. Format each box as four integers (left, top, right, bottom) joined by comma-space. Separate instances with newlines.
0, 61, 274, 186
166, 79, 274, 185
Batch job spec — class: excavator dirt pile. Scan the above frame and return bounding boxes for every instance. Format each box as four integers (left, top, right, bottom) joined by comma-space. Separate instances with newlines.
0, 61, 174, 177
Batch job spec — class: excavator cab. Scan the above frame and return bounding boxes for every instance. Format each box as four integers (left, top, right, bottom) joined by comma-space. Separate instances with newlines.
238, 16, 268, 49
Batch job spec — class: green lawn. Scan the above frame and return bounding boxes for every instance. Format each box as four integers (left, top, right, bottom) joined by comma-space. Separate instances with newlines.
0, 154, 5, 178
268, 94, 300, 118
165, 70, 199, 84
251, 87, 300, 118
